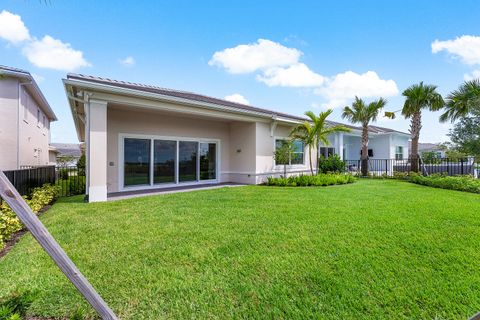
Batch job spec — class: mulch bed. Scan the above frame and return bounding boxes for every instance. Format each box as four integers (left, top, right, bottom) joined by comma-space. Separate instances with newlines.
0, 204, 52, 259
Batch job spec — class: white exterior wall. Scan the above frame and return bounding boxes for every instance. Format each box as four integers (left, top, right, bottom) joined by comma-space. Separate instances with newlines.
0, 78, 51, 170
390, 134, 410, 159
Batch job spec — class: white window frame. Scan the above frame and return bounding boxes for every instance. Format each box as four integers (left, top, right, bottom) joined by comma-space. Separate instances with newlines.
118, 133, 221, 191
273, 137, 306, 167
395, 146, 404, 160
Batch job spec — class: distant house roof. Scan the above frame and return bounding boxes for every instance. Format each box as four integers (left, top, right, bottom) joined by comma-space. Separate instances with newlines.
410, 142, 443, 152
50, 143, 82, 158
64, 73, 409, 140
0, 65, 57, 121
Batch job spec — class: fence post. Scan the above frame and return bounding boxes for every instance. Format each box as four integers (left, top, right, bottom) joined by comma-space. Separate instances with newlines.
461, 158, 464, 175
385, 159, 388, 176
0, 170, 118, 319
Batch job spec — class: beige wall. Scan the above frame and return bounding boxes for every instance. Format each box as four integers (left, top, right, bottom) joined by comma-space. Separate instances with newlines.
106, 106, 235, 192
254, 122, 315, 183
18, 85, 51, 167
0, 78, 19, 170
0, 77, 51, 170
104, 105, 319, 191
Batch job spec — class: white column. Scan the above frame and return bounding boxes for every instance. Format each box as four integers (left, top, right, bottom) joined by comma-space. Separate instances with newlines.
87, 99, 108, 202
338, 133, 344, 160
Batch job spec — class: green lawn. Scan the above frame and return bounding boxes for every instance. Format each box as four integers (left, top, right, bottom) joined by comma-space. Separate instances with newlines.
1, 179, 480, 319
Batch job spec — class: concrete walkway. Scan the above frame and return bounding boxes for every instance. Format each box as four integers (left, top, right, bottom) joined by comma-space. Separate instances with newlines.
107, 183, 246, 201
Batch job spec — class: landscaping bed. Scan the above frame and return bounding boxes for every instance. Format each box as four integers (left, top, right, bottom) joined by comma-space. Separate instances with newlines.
266, 173, 355, 186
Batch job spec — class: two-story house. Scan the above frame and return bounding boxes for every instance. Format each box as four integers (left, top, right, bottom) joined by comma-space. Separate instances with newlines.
0, 65, 57, 170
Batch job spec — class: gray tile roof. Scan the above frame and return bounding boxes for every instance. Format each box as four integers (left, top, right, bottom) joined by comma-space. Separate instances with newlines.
66, 73, 409, 135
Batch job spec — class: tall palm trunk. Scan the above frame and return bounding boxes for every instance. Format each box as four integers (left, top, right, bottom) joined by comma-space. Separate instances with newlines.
409, 111, 422, 172
309, 146, 314, 175
361, 124, 369, 176
316, 142, 320, 174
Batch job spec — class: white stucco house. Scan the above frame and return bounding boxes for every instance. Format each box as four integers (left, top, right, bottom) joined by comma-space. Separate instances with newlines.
0, 66, 58, 170
63, 74, 409, 202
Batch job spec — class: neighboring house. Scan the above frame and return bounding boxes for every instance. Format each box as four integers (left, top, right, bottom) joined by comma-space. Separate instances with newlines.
0, 66, 57, 170
50, 143, 82, 165
410, 142, 446, 158
64, 74, 410, 202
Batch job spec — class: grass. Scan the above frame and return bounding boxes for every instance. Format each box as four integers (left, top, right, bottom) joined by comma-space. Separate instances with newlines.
0, 179, 479, 319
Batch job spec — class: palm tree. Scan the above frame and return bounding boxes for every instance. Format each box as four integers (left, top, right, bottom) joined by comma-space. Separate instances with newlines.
440, 79, 480, 122
401, 82, 444, 172
342, 97, 387, 176
291, 109, 350, 175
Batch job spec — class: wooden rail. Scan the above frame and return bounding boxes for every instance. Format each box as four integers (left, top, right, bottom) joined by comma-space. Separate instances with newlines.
0, 170, 118, 319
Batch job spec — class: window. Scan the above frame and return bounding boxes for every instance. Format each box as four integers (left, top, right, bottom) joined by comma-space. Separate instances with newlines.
275, 139, 304, 165
122, 136, 218, 188
37, 109, 40, 127
319, 147, 336, 158
43, 115, 46, 128
124, 138, 151, 186
395, 146, 404, 160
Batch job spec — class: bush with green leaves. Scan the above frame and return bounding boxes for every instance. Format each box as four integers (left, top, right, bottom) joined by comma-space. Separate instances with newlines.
0, 184, 60, 249
0, 290, 36, 320
318, 155, 346, 173
266, 173, 355, 187
409, 173, 480, 193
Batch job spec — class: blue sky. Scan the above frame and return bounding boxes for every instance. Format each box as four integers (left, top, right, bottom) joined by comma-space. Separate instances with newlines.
1, 0, 480, 143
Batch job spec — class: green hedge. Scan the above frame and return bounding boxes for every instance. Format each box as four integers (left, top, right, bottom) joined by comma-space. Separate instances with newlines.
408, 173, 480, 194
0, 184, 60, 249
266, 173, 356, 187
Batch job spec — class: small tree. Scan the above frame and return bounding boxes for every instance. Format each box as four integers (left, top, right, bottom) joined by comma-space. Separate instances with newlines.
274, 140, 295, 177
77, 154, 86, 176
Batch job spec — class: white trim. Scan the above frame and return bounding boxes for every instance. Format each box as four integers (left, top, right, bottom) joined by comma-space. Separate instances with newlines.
118, 133, 220, 192
89, 186, 108, 202
273, 136, 306, 168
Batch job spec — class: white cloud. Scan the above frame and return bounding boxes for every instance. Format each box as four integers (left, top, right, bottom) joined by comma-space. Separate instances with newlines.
256, 63, 325, 87
464, 69, 480, 81
22, 35, 91, 71
0, 11, 90, 71
209, 39, 301, 74
0, 10, 30, 43
224, 93, 250, 105
120, 56, 135, 66
315, 71, 399, 108
210, 39, 399, 106
432, 35, 480, 65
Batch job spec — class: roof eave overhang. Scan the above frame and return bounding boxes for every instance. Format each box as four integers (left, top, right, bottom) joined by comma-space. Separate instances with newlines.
63, 79, 86, 142
62, 78, 307, 126
1, 69, 58, 121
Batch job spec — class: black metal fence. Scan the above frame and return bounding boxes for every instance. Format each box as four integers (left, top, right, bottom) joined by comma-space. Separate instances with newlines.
345, 157, 479, 178
2, 165, 85, 201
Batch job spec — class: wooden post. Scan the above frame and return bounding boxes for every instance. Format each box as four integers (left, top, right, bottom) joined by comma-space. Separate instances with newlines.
0, 171, 118, 319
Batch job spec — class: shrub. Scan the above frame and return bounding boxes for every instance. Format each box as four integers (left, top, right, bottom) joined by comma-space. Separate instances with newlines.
0, 184, 60, 249
77, 154, 86, 176
409, 174, 480, 194
266, 173, 356, 187
59, 168, 70, 180
318, 155, 346, 174
0, 290, 37, 320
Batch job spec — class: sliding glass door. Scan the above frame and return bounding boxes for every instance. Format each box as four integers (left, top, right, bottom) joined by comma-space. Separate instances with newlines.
153, 140, 176, 184
124, 138, 151, 186
123, 137, 217, 188
179, 141, 198, 182
200, 143, 216, 180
